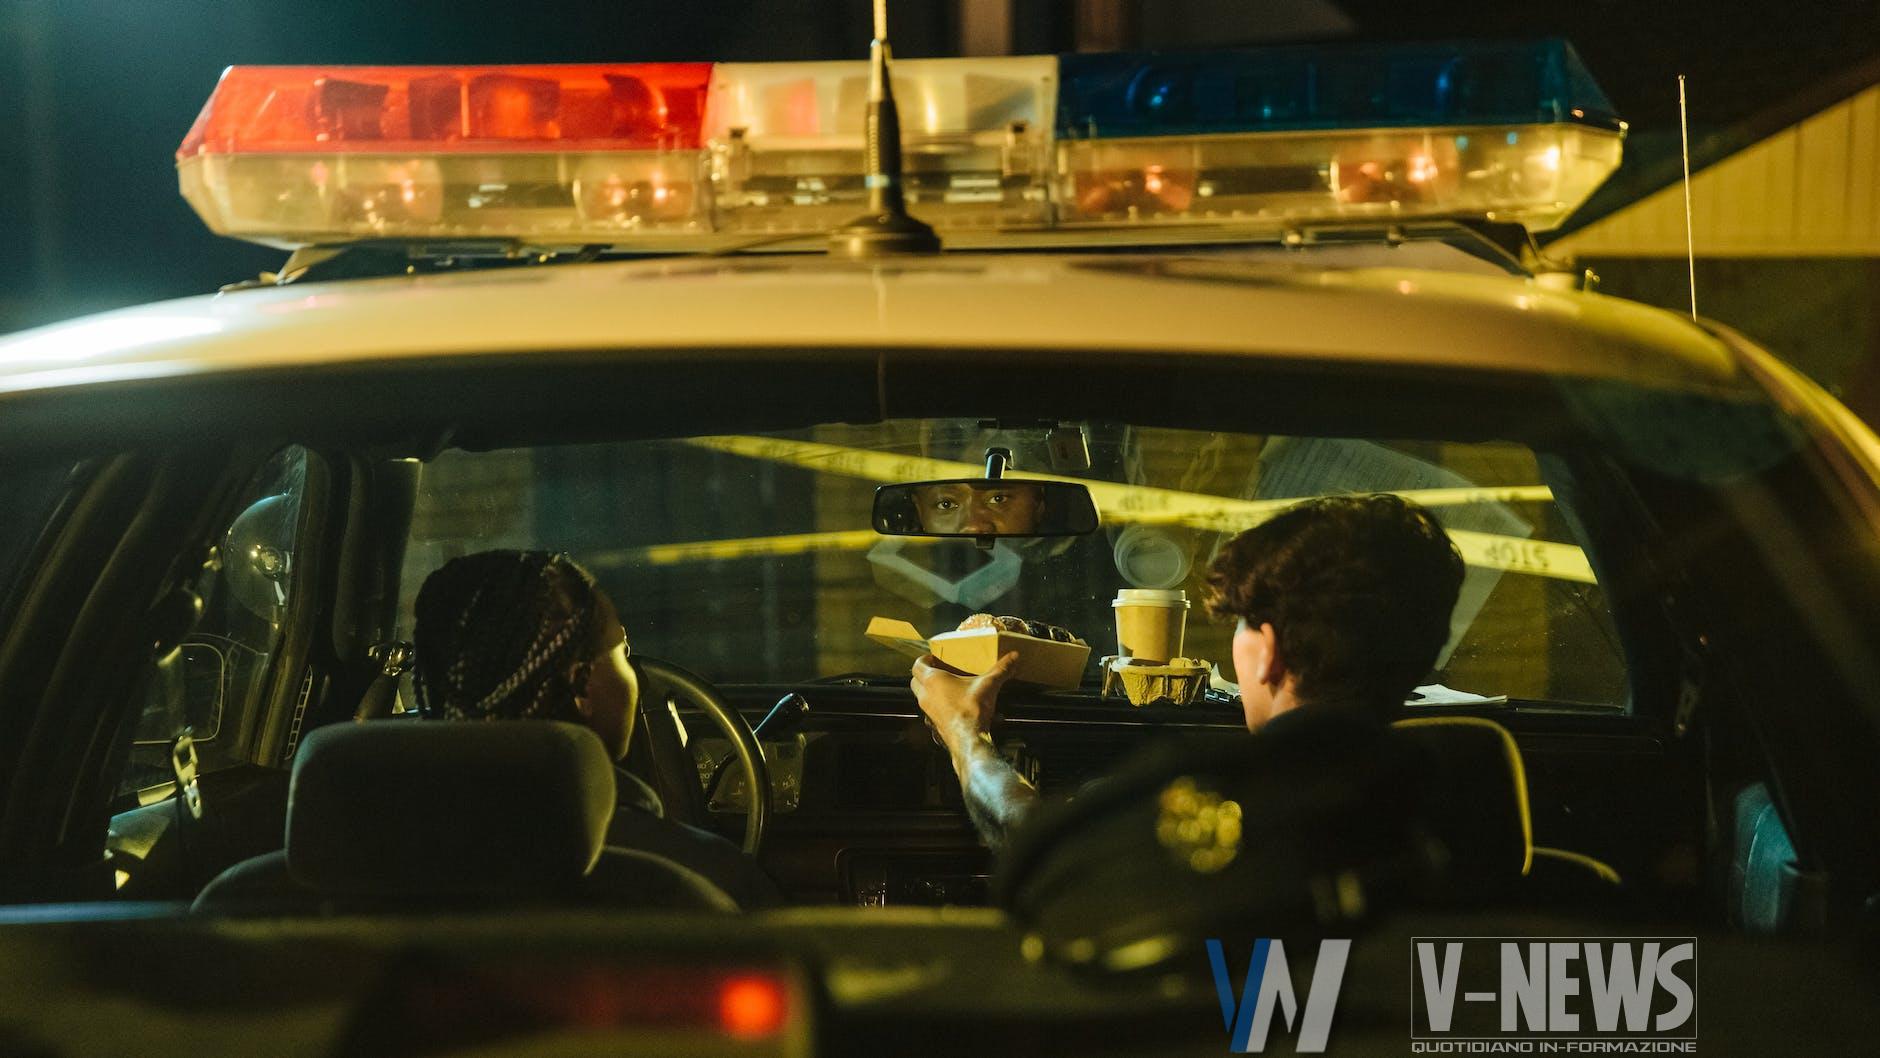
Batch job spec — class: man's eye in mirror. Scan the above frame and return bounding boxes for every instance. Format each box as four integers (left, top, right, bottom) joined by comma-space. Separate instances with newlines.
873, 479, 1100, 539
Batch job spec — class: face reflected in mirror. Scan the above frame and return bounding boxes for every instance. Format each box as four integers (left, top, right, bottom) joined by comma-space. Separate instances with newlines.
874, 478, 1099, 538
914, 481, 1046, 536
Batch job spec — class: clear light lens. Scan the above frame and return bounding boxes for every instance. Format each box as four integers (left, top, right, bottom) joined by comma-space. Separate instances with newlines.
181, 151, 710, 244
705, 57, 1056, 232
1058, 124, 1621, 230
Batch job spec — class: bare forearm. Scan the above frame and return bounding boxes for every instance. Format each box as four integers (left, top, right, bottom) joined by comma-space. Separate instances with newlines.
909, 650, 1031, 851
948, 730, 1038, 852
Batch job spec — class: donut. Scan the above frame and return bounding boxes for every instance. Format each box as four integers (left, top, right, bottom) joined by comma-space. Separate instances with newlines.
960, 614, 1084, 644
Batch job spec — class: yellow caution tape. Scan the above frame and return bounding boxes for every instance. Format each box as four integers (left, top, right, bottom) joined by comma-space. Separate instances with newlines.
1446, 529, 1595, 584
678, 435, 1596, 584
603, 524, 1593, 585
617, 530, 882, 566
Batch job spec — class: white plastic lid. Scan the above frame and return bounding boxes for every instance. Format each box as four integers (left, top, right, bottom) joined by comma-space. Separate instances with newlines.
1113, 588, 1189, 608
1112, 525, 1191, 590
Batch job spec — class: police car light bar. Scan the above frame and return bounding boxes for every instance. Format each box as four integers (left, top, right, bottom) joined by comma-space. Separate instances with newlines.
177, 41, 1623, 251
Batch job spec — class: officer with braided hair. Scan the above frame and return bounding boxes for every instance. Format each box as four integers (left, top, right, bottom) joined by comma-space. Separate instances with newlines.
413, 550, 780, 907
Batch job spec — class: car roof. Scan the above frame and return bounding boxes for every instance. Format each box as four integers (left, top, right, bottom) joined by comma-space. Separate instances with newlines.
0, 252, 1742, 400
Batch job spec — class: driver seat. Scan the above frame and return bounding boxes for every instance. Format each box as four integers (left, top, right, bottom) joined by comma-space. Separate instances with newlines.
192, 720, 736, 914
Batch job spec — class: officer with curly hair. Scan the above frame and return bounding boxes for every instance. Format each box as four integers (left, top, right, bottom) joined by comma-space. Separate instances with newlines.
912, 494, 1466, 851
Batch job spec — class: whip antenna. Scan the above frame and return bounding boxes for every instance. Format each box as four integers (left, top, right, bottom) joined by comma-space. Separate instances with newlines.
828, 0, 942, 257
1678, 75, 1698, 321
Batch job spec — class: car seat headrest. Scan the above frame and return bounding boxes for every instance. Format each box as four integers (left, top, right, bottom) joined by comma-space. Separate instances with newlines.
1391, 716, 1533, 880
286, 720, 615, 897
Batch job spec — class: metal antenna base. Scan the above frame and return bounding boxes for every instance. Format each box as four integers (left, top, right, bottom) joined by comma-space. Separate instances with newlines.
828, 208, 941, 258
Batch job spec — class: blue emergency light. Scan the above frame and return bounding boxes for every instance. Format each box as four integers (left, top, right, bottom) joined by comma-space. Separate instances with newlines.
1055, 40, 1620, 137
1051, 40, 1623, 229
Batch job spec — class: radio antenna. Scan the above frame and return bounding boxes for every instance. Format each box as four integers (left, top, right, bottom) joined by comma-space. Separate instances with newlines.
828, 0, 941, 257
1678, 74, 1698, 321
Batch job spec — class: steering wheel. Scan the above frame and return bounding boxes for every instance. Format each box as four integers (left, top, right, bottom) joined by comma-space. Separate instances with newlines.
632, 657, 770, 856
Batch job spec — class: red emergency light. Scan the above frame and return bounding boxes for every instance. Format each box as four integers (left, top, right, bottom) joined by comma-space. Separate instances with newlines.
177, 64, 715, 245
178, 64, 712, 155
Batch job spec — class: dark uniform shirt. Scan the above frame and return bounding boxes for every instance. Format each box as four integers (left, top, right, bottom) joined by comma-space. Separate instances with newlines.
609, 768, 784, 909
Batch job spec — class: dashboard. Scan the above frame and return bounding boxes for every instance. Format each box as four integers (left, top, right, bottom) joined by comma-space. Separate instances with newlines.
680, 684, 1679, 911
684, 685, 1251, 906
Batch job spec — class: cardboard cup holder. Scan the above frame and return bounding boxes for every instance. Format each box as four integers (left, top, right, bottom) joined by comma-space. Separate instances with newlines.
1099, 654, 1211, 706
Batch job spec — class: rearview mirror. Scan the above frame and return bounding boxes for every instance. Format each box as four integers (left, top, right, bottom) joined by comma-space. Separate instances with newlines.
873, 479, 1100, 538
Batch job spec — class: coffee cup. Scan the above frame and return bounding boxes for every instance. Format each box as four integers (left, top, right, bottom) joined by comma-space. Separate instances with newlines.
1113, 588, 1189, 662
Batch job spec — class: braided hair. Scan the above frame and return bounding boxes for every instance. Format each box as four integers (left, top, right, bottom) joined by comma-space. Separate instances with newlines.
412, 550, 620, 723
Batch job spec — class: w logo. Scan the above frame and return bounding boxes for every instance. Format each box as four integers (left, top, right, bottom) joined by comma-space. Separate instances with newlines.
1206, 939, 1352, 1053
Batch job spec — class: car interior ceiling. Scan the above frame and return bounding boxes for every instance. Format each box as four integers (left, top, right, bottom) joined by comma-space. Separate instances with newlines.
0, 362, 1840, 940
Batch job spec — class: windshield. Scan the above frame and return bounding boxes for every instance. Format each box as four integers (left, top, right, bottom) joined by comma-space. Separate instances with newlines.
400, 420, 1625, 708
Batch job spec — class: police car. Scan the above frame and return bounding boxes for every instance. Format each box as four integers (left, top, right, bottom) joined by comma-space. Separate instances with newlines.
0, 35, 1874, 1057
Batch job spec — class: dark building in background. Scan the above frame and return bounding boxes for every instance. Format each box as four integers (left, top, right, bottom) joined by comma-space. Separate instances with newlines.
1553, 60, 1880, 424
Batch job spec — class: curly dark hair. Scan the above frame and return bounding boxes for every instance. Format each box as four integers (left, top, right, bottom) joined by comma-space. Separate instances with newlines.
412, 550, 620, 723
1205, 494, 1464, 717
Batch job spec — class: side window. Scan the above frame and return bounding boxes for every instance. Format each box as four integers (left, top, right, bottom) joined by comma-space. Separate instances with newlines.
0, 461, 76, 626
117, 449, 309, 797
